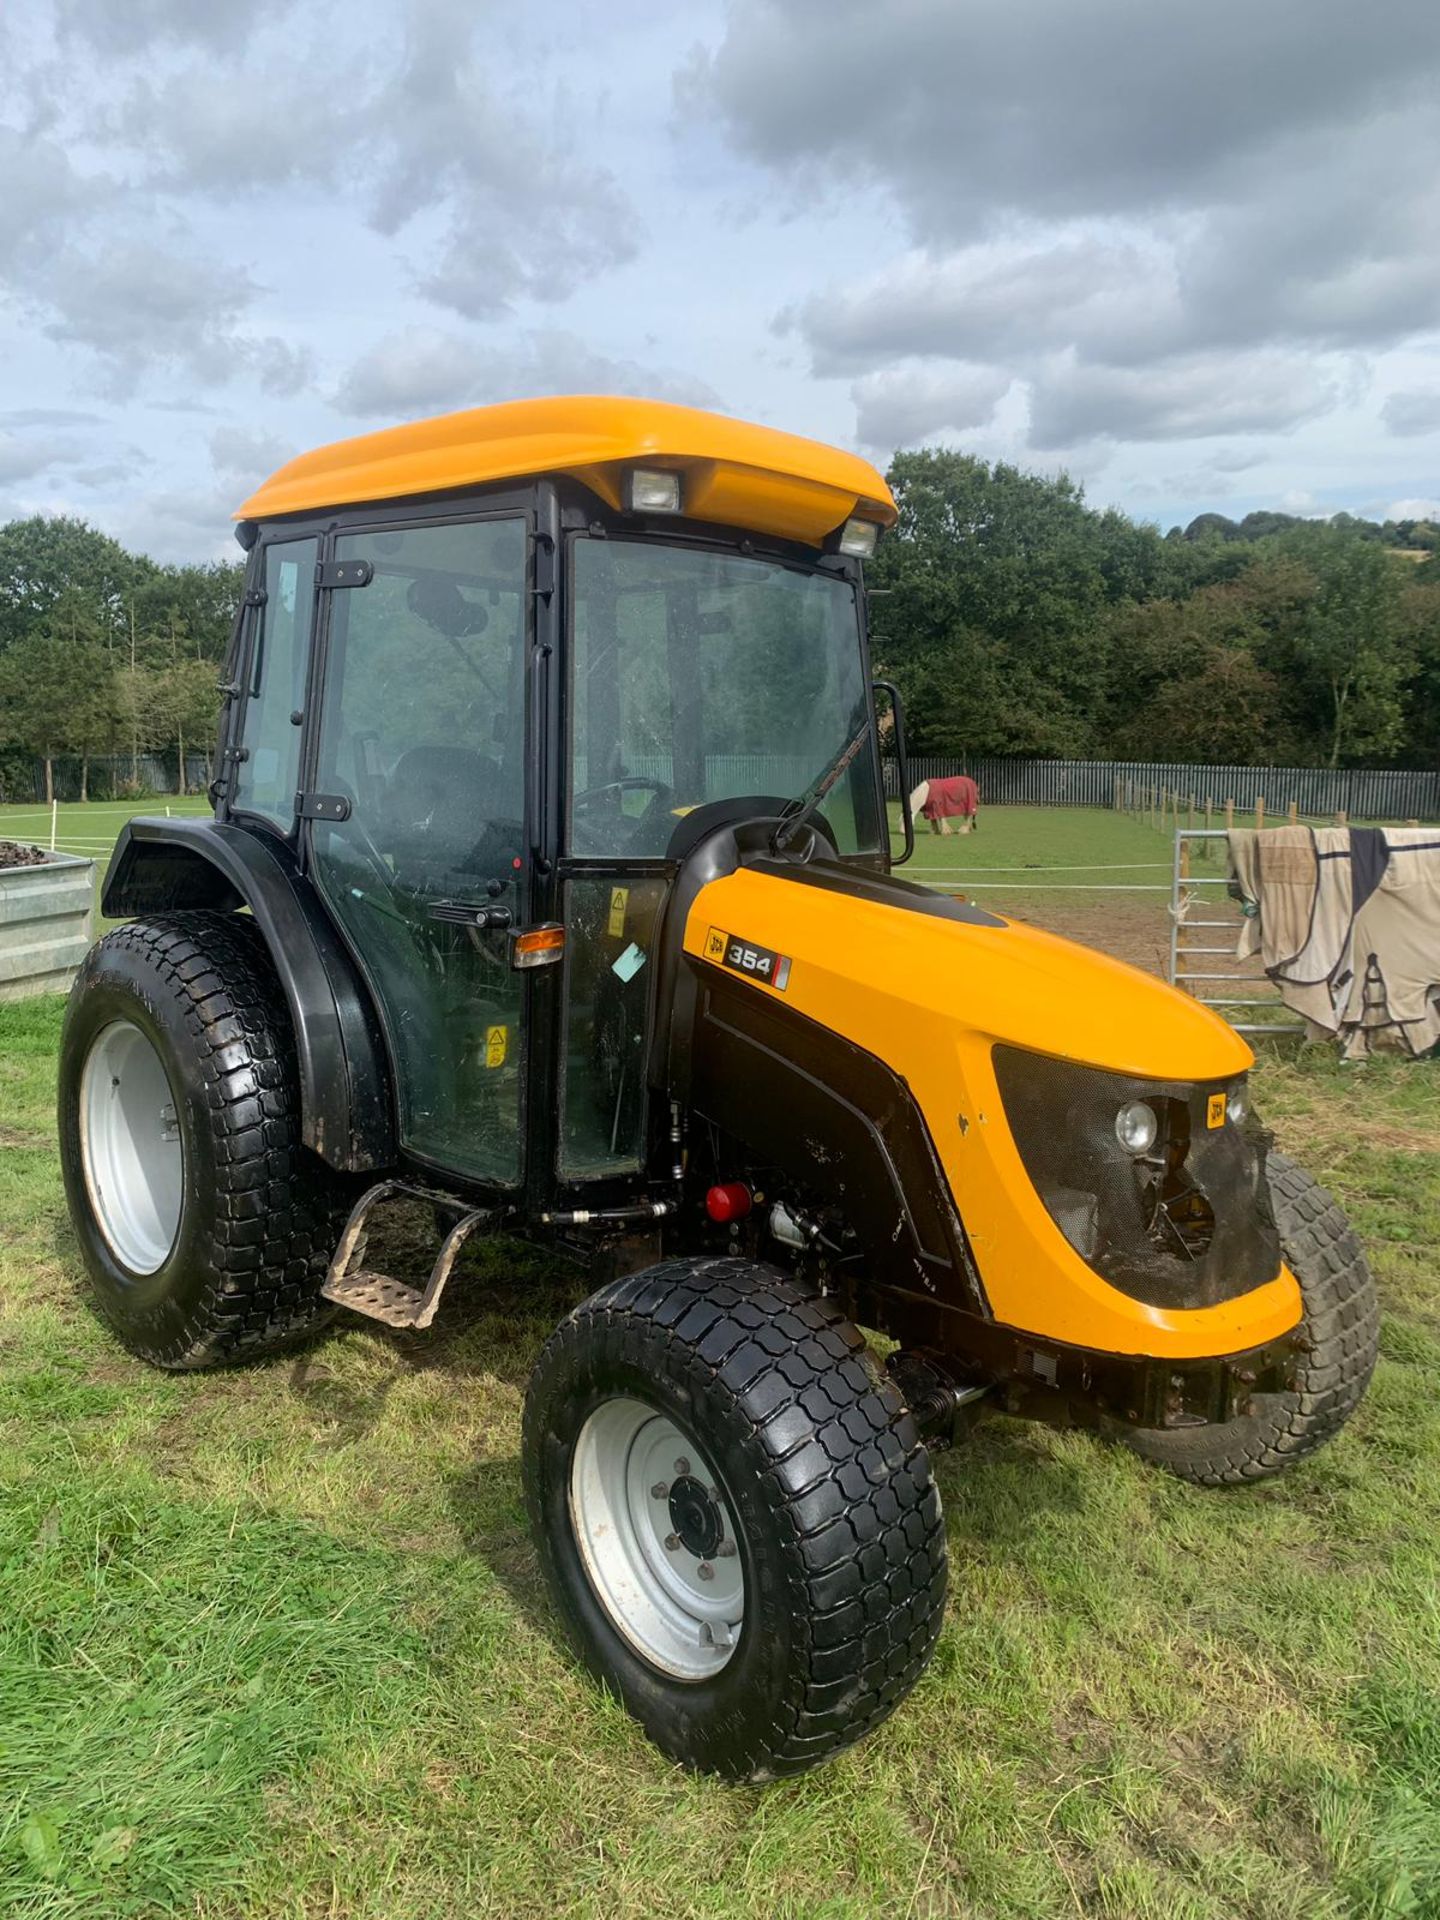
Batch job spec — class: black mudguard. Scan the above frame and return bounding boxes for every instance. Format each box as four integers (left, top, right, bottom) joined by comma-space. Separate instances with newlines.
103, 818, 395, 1171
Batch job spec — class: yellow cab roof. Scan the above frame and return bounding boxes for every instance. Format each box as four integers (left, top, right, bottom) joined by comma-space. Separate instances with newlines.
237, 394, 896, 547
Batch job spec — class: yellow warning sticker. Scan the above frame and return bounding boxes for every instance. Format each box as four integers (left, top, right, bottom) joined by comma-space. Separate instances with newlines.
485, 1025, 508, 1069
607, 886, 629, 938
1206, 1091, 1226, 1129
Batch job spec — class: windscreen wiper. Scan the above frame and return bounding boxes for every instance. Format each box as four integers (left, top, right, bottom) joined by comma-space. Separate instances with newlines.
770, 718, 872, 855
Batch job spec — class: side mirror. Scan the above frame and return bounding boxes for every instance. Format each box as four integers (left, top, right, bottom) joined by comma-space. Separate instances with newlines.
871, 679, 914, 867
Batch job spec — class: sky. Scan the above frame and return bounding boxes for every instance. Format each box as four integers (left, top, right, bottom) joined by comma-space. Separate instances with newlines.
1, 0, 1438, 564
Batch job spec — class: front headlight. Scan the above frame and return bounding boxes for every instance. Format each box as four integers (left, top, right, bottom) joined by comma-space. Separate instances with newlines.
1115, 1100, 1158, 1155
992, 1046, 1278, 1311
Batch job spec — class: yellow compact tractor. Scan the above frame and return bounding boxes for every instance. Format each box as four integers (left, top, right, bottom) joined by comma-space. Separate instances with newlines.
59, 397, 1376, 1780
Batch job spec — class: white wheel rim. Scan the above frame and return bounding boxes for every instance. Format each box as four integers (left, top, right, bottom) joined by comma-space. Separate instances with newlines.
569, 1398, 745, 1680
79, 1019, 184, 1276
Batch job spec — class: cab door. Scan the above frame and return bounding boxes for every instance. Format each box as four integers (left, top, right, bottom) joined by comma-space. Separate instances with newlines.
305, 513, 530, 1182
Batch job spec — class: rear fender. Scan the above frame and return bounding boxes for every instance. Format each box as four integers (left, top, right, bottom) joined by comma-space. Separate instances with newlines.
103, 818, 395, 1171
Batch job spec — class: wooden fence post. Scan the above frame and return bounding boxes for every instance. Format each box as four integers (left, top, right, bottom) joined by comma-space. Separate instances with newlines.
1336, 810, 1347, 827
1256, 795, 1265, 831
1225, 797, 1234, 832
1288, 799, 1299, 825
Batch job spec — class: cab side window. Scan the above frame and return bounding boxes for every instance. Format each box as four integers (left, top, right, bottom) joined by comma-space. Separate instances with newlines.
232, 539, 316, 827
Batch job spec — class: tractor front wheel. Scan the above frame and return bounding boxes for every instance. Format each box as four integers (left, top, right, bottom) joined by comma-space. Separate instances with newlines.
522, 1257, 948, 1780
1120, 1150, 1378, 1486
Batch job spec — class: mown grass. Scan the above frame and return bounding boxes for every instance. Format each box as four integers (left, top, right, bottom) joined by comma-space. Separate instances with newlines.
4, 982, 1440, 1914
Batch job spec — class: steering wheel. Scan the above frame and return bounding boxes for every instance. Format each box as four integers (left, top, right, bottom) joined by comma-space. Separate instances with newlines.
571, 775, 676, 850
572, 775, 675, 813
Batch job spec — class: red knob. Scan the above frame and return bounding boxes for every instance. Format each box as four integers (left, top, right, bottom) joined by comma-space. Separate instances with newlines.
705, 1182, 753, 1224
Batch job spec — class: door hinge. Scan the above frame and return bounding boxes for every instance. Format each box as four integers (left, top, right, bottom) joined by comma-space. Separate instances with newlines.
296, 791, 352, 821
531, 532, 556, 605
316, 559, 374, 590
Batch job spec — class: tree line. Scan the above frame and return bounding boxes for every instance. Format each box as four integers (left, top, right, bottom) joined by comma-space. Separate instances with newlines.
2, 468, 1438, 803
868, 453, 1440, 770
0, 517, 241, 802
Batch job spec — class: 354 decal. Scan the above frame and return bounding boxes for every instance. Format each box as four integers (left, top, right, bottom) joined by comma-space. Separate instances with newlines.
703, 926, 792, 992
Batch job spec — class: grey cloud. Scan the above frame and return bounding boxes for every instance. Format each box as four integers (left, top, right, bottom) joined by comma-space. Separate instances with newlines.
0, 407, 105, 429
694, 0, 1440, 242
101, 482, 242, 564
697, 0, 1440, 456
0, 128, 99, 266
69, 461, 134, 487
0, 431, 79, 485
334, 328, 722, 420
32, 239, 275, 392
111, 65, 356, 194
851, 363, 1012, 449
794, 237, 1175, 375
53, 0, 277, 55
105, 1, 640, 319
1382, 390, 1440, 437
252, 338, 316, 399
209, 427, 295, 485
365, 5, 641, 317
1028, 352, 1338, 448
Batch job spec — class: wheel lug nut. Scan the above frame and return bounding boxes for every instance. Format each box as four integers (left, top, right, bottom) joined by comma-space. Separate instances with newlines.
697, 1561, 714, 1580
664, 1533, 682, 1552
674, 1457, 691, 1477
718, 1539, 737, 1557
708, 1485, 721, 1501
650, 1481, 668, 1499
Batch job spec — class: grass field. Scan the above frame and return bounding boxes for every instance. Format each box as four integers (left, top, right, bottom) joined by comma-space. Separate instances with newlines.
2, 797, 1176, 953
4, 993, 1440, 1915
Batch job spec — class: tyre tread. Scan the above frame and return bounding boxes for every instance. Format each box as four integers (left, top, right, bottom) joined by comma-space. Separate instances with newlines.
1126, 1150, 1378, 1487
71, 911, 348, 1368
523, 1256, 947, 1780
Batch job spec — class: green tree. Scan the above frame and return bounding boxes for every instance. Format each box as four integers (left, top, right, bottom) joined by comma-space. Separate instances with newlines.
0, 516, 137, 653
1269, 528, 1410, 766
0, 632, 79, 802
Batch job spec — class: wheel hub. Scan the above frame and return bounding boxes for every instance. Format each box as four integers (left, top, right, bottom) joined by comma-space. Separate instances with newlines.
78, 1019, 184, 1277
667, 1475, 723, 1560
569, 1398, 744, 1680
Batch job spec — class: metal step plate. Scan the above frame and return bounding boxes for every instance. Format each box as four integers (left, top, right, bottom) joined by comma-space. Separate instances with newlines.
323, 1269, 430, 1329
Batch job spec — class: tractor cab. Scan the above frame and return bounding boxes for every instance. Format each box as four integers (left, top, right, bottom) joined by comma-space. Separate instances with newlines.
203, 397, 899, 1207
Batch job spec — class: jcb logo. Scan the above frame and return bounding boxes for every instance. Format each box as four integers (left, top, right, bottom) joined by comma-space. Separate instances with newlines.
704, 926, 792, 992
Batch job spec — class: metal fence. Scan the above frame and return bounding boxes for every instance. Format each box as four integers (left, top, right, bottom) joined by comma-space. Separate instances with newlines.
884, 755, 1440, 818
23, 752, 214, 802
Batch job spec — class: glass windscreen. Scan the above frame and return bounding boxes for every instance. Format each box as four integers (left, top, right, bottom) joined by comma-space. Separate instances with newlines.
568, 539, 880, 857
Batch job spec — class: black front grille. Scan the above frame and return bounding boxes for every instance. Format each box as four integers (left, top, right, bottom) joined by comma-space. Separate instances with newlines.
992, 1046, 1280, 1310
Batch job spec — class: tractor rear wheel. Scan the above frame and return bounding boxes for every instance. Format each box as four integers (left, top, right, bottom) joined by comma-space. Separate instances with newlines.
58, 912, 354, 1369
522, 1257, 948, 1780
1121, 1151, 1378, 1486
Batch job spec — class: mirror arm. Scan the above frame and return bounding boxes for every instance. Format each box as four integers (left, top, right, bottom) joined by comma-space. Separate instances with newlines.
872, 678, 914, 867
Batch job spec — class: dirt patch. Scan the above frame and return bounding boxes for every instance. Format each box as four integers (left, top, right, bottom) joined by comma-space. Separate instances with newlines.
970, 890, 1175, 977
0, 841, 49, 869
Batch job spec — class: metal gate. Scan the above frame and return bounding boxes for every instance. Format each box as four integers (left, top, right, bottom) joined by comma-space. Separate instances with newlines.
1167, 830, 1302, 1038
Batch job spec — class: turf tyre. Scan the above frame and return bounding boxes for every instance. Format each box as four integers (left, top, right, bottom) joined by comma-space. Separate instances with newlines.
58, 911, 354, 1368
1122, 1150, 1377, 1485
522, 1257, 948, 1780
